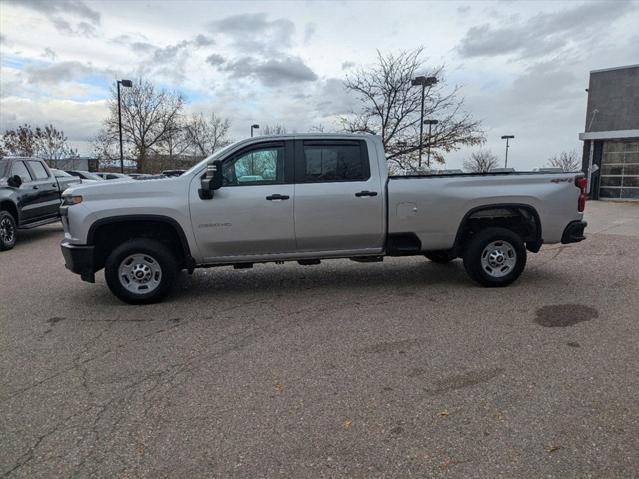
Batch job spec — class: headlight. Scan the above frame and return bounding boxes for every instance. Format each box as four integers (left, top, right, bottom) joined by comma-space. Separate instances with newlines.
61, 195, 83, 206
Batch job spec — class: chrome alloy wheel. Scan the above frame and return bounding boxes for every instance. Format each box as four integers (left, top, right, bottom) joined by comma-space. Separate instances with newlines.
118, 254, 162, 294
480, 240, 517, 278
0, 216, 15, 244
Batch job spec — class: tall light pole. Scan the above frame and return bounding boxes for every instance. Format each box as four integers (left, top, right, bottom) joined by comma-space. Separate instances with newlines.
424, 119, 438, 168
117, 79, 132, 173
501, 135, 514, 168
411, 75, 438, 168
251, 124, 259, 137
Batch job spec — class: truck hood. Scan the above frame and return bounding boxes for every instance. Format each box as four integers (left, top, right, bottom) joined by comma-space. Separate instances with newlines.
64, 176, 180, 199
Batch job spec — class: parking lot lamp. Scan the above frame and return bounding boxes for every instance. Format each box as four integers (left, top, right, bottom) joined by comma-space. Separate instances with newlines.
117, 79, 133, 173
501, 135, 515, 168
251, 124, 259, 137
424, 119, 439, 168
411, 76, 438, 168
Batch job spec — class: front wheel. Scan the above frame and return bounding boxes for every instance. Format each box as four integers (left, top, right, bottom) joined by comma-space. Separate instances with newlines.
0, 211, 17, 251
105, 239, 177, 304
463, 227, 526, 287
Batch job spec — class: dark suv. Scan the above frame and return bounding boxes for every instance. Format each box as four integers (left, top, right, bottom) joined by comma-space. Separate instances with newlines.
1, 157, 76, 250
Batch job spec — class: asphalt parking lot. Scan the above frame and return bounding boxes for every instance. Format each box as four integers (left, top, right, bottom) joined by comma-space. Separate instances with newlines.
1, 201, 638, 478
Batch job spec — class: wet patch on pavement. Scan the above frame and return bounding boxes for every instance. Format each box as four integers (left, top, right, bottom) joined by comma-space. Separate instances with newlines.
534, 304, 598, 328
424, 367, 504, 394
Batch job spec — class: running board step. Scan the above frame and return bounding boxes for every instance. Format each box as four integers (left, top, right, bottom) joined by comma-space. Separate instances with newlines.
298, 259, 321, 266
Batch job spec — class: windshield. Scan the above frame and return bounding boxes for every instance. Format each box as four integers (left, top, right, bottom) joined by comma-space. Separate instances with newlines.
182, 141, 239, 176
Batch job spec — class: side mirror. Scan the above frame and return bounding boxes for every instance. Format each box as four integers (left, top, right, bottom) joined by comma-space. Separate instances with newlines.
7, 175, 22, 188
211, 160, 223, 190
198, 160, 223, 200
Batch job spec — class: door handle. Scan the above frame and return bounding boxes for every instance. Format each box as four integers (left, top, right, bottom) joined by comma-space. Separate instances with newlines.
266, 194, 290, 201
33, 185, 39, 190
355, 190, 378, 197
52, 184, 57, 188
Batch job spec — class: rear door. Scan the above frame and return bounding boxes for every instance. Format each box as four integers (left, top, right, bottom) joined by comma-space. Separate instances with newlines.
293, 139, 384, 253
190, 140, 296, 260
25, 160, 60, 220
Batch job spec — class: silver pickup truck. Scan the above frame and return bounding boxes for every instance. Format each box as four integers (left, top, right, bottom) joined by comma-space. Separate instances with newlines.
60, 134, 587, 303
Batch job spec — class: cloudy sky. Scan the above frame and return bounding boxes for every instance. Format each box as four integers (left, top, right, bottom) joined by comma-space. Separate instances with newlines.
1, 0, 637, 170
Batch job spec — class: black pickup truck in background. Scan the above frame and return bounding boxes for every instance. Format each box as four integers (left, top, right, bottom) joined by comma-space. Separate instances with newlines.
0, 157, 80, 251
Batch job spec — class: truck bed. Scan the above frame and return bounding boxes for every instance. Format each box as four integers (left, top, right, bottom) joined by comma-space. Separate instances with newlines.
387, 172, 583, 250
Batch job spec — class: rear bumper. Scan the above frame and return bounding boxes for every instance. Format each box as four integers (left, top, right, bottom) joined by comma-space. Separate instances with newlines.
61, 241, 95, 283
561, 220, 587, 244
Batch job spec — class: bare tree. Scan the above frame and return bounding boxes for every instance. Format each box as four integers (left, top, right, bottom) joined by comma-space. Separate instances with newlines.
261, 124, 287, 136
341, 48, 484, 172
2, 124, 76, 163
2, 124, 38, 156
159, 117, 190, 160
463, 149, 499, 173
547, 150, 581, 172
184, 112, 231, 159
309, 124, 326, 132
98, 79, 185, 172
35, 124, 77, 164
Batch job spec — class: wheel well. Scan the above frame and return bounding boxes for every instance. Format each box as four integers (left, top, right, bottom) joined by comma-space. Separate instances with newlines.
1, 201, 18, 224
90, 219, 191, 271
455, 205, 542, 253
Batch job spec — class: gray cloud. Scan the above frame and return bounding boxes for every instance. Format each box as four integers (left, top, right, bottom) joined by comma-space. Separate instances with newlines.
341, 61, 355, 70
194, 34, 214, 47
131, 42, 156, 54
215, 56, 318, 86
7, 0, 100, 36
23, 61, 110, 85
206, 53, 226, 66
304, 23, 316, 44
41, 47, 57, 61
7, 0, 100, 23
458, 0, 634, 59
208, 13, 295, 54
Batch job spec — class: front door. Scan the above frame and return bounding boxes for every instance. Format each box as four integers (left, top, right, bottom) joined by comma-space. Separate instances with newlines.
190, 141, 296, 261
293, 139, 385, 253
10, 160, 39, 224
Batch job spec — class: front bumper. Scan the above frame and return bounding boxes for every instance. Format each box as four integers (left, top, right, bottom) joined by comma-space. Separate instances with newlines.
61, 241, 95, 283
561, 220, 587, 244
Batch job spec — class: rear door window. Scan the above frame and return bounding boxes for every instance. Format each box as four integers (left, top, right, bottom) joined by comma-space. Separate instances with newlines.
298, 141, 369, 183
11, 161, 33, 183
27, 161, 50, 180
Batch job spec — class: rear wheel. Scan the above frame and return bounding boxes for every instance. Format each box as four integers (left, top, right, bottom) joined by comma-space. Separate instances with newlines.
105, 238, 177, 304
463, 227, 526, 287
424, 250, 456, 263
0, 211, 17, 251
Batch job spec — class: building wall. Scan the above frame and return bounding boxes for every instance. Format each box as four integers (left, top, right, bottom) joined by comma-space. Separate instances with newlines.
585, 66, 639, 133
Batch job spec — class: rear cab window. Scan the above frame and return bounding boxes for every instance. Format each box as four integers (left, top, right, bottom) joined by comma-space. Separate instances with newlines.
296, 140, 370, 183
27, 160, 50, 180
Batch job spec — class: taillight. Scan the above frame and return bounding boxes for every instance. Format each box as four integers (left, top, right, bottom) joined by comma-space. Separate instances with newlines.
575, 177, 586, 212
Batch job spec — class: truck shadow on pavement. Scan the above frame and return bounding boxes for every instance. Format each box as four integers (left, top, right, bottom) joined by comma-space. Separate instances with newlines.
14, 223, 64, 247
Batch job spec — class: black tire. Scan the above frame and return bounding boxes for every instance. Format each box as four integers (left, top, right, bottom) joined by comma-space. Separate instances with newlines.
462, 227, 527, 287
0, 210, 17, 251
424, 250, 456, 263
105, 238, 177, 304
